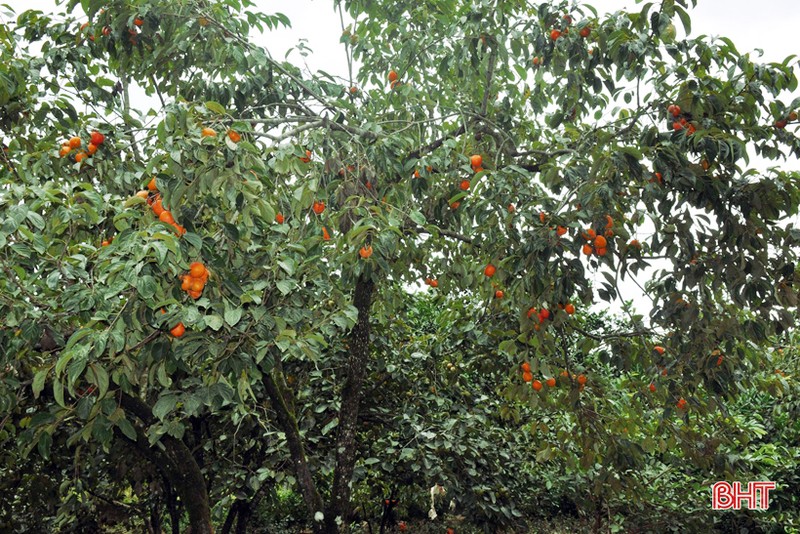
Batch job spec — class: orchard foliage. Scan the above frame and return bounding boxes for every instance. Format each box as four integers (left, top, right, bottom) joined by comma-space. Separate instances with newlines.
2, 0, 800, 531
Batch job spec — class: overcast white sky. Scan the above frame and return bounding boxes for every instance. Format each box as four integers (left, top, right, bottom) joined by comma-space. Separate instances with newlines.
8, 0, 800, 71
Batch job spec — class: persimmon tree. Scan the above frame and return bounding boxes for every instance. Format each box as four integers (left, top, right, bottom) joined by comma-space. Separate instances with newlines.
2, 0, 800, 532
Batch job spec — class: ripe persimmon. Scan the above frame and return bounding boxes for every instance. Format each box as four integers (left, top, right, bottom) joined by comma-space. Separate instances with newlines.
201, 127, 216, 137
556, 226, 567, 236
577, 374, 587, 385
459, 179, 470, 191
227, 130, 241, 143
159, 211, 175, 225
550, 29, 561, 41
470, 154, 482, 169
299, 149, 312, 163
189, 262, 207, 278
484, 263, 496, 277
653, 346, 665, 355
87, 143, 98, 155
546, 377, 556, 387
594, 235, 607, 248
388, 70, 398, 82
59, 146, 71, 157
676, 398, 687, 410
90, 131, 105, 145
579, 25, 590, 38
322, 226, 331, 240
152, 198, 165, 216
521, 362, 531, 373
312, 200, 325, 215
495, 290, 504, 299
170, 323, 185, 338
522, 371, 533, 382
69, 136, 82, 149
582, 243, 593, 255
75, 151, 88, 163
275, 212, 285, 224
596, 247, 607, 256
532, 379, 543, 391
649, 383, 656, 392
565, 303, 575, 315
359, 245, 373, 259
188, 289, 202, 299
147, 177, 158, 191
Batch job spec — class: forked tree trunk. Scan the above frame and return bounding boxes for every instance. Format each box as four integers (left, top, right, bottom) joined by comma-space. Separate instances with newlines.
118, 392, 214, 534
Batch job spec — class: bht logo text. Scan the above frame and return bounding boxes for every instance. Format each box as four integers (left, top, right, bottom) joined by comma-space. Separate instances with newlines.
712, 481, 776, 510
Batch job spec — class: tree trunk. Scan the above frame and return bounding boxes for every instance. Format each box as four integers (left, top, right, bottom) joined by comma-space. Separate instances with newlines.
324, 274, 375, 532
234, 501, 252, 534
118, 392, 214, 534
219, 501, 238, 534
262, 373, 325, 531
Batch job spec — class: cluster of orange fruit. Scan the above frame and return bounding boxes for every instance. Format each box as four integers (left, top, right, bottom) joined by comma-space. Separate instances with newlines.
470, 154, 484, 174
59, 131, 106, 163
200, 126, 241, 143
423, 277, 439, 288
180, 262, 210, 301
667, 104, 697, 135
549, 14, 591, 41
521, 362, 587, 391
581, 216, 614, 256
526, 306, 550, 330
139, 178, 187, 236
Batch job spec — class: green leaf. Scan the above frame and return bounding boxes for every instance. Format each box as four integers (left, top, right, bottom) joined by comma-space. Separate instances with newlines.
136, 275, 158, 299
153, 394, 178, 420
205, 101, 227, 114
117, 418, 137, 441
224, 303, 243, 327
321, 417, 339, 435
276, 279, 295, 295
89, 363, 109, 398
205, 315, 224, 331
32, 368, 49, 398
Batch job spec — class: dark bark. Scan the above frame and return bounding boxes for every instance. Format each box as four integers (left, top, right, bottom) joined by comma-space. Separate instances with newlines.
118, 392, 214, 534
234, 501, 252, 534
219, 501, 239, 534
324, 274, 375, 532
262, 373, 325, 530
148, 500, 162, 534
